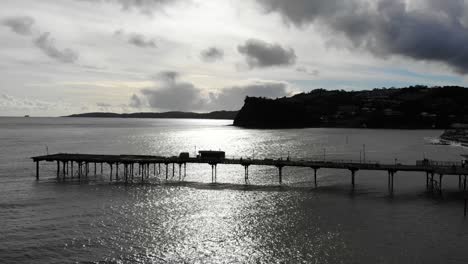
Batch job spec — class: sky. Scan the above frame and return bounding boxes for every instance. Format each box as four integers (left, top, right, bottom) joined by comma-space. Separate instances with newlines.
1, 0, 468, 116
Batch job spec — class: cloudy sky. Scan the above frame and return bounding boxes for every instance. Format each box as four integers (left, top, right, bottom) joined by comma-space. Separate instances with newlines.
1, 0, 468, 116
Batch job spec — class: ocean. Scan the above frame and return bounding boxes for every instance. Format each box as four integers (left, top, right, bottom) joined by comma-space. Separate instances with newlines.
1, 117, 468, 263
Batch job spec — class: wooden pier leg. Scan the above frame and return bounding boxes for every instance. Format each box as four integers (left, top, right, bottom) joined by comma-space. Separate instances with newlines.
153, 163, 156, 176
62, 161, 66, 178
243, 165, 249, 184
464, 175, 467, 191
179, 164, 182, 181
125, 164, 128, 183
141, 164, 144, 182
430, 173, 434, 191
172, 163, 175, 178
350, 169, 356, 189
94, 163, 97, 176
71, 161, 73, 178
278, 166, 283, 184
459, 175, 462, 190
78, 162, 82, 179
391, 172, 395, 195
101, 163, 103, 175
158, 163, 161, 175
439, 174, 443, 195
36, 161, 39, 180
211, 165, 214, 183
388, 171, 391, 193
165, 164, 168, 180
184, 163, 187, 179
57, 161, 60, 178
313, 168, 318, 188
110, 164, 113, 182
116, 163, 119, 180
215, 165, 218, 183
426, 172, 429, 190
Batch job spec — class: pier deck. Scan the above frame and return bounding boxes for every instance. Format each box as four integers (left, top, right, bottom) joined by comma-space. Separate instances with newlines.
32, 153, 468, 195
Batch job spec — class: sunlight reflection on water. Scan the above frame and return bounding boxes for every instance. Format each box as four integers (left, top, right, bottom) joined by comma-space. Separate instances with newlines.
1, 118, 468, 263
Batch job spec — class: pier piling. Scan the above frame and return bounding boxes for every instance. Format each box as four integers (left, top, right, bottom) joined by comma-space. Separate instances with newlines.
36, 161, 39, 180
312, 167, 318, 188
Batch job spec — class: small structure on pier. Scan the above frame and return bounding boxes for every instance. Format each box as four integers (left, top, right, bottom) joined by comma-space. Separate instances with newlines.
198, 150, 225, 159
31, 152, 468, 197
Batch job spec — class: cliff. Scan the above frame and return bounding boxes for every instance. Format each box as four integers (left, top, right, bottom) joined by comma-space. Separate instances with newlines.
234, 86, 468, 129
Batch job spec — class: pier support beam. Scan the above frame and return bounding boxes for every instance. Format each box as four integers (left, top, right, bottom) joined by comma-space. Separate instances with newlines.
277, 165, 284, 184
312, 167, 319, 188
210, 164, 217, 183
78, 162, 82, 179
430, 173, 434, 191
178, 163, 182, 181
426, 172, 429, 190
350, 169, 358, 189
116, 163, 119, 180
56, 161, 60, 179
439, 174, 443, 195
243, 165, 250, 184
388, 170, 395, 195
36, 161, 39, 180
110, 163, 113, 182
463, 175, 466, 191
165, 163, 169, 180
172, 163, 175, 179
184, 163, 187, 179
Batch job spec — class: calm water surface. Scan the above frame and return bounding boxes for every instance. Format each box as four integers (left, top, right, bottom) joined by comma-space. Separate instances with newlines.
1, 117, 468, 263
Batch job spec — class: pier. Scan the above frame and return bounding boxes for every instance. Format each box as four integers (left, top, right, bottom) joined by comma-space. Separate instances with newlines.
32, 153, 468, 195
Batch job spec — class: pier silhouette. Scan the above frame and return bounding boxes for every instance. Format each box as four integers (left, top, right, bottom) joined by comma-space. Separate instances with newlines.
32, 153, 468, 196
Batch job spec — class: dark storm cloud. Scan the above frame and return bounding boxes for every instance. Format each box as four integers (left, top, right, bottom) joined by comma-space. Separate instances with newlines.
200, 47, 224, 62
256, 0, 468, 74
1, 16, 35, 35
132, 72, 289, 111
237, 39, 296, 68
34, 33, 78, 63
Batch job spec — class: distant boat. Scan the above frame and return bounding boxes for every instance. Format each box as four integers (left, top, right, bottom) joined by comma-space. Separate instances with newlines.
24, 115, 30, 117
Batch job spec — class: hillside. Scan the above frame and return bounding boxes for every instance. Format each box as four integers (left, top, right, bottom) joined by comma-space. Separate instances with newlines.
67, 110, 238, 120
234, 86, 468, 129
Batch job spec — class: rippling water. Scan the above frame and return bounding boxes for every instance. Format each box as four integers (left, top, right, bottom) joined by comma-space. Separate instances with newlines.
1, 117, 468, 263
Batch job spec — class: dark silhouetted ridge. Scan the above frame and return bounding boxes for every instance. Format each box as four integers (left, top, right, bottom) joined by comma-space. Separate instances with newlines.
66, 110, 238, 120
234, 86, 468, 129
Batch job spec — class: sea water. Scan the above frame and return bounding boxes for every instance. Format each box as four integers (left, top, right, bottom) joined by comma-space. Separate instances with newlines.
1, 117, 468, 263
